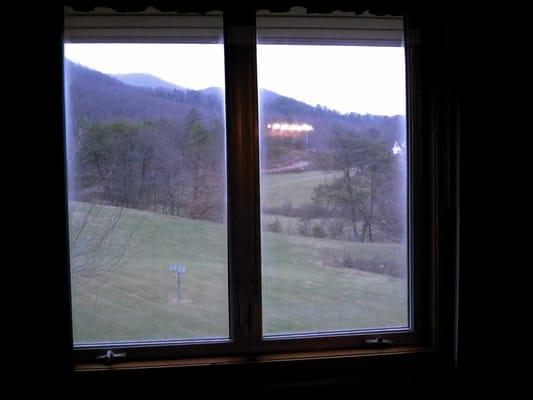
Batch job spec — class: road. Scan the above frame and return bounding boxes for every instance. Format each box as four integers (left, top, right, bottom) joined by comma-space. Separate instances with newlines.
262, 161, 310, 174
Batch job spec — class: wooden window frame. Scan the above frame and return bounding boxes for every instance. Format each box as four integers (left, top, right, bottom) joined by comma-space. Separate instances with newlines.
62, 7, 458, 373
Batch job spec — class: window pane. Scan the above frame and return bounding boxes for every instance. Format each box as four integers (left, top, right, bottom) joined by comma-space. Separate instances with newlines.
258, 38, 408, 335
64, 43, 228, 343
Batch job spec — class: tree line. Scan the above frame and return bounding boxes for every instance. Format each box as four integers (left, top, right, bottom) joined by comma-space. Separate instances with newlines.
312, 127, 406, 243
68, 108, 225, 222
68, 111, 405, 243
263, 126, 406, 243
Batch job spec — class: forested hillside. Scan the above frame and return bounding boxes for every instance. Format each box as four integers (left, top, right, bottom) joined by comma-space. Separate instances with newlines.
65, 59, 406, 242
65, 59, 405, 153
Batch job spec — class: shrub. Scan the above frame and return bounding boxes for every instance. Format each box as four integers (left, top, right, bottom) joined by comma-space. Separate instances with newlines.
266, 218, 282, 233
311, 224, 327, 238
325, 218, 345, 239
339, 254, 406, 278
297, 217, 311, 236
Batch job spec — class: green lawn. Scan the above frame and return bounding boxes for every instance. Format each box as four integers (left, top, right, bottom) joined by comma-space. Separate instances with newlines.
69, 201, 407, 343
261, 229, 408, 334
260, 170, 338, 208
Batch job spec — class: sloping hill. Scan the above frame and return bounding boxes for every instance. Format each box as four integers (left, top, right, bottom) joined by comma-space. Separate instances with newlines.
64, 60, 224, 128
113, 73, 185, 91
69, 201, 407, 342
259, 88, 406, 149
65, 60, 405, 151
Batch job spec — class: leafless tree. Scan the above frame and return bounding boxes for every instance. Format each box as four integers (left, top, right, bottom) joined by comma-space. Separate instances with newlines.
68, 202, 151, 289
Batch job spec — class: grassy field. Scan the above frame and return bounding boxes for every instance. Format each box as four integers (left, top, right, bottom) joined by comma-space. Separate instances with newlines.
260, 170, 338, 208
69, 201, 407, 343
261, 230, 407, 334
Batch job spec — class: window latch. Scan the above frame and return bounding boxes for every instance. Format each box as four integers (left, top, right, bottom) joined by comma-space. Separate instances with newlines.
363, 337, 393, 348
96, 350, 126, 365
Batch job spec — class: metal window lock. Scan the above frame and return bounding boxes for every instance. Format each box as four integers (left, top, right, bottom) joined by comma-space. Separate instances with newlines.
363, 337, 393, 348
96, 350, 127, 365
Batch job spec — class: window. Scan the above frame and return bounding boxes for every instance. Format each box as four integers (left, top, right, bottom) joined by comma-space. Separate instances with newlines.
257, 12, 409, 337
63, 6, 437, 366
65, 42, 229, 344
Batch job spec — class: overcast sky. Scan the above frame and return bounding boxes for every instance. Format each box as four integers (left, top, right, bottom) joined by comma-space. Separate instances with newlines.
64, 43, 405, 116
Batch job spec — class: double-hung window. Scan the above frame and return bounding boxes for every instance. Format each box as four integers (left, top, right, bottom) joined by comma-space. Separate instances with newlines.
63, 6, 437, 366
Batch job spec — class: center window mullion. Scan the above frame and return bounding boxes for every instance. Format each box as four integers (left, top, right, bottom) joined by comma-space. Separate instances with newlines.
223, 12, 263, 348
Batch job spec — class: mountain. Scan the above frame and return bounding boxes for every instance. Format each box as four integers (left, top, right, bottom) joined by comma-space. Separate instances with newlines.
258, 88, 406, 149
112, 73, 184, 91
64, 60, 406, 150
64, 60, 224, 127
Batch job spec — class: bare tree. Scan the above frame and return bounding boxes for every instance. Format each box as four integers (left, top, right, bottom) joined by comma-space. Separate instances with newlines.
313, 127, 394, 242
68, 202, 149, 287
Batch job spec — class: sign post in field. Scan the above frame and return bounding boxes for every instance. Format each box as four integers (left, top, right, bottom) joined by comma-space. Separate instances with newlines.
168, 263, 187, 301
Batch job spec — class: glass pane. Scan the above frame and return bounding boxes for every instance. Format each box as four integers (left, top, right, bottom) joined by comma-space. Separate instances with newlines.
64, 43, 228, 343
258, 39, 408, 335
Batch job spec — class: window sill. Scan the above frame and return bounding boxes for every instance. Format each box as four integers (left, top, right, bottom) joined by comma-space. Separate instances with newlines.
74, 345, 435, 372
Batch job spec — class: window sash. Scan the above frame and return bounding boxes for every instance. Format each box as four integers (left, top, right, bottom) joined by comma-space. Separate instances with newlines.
257, 13, 403, 46
64, 7, 223, 43
63, 9, 430, 365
